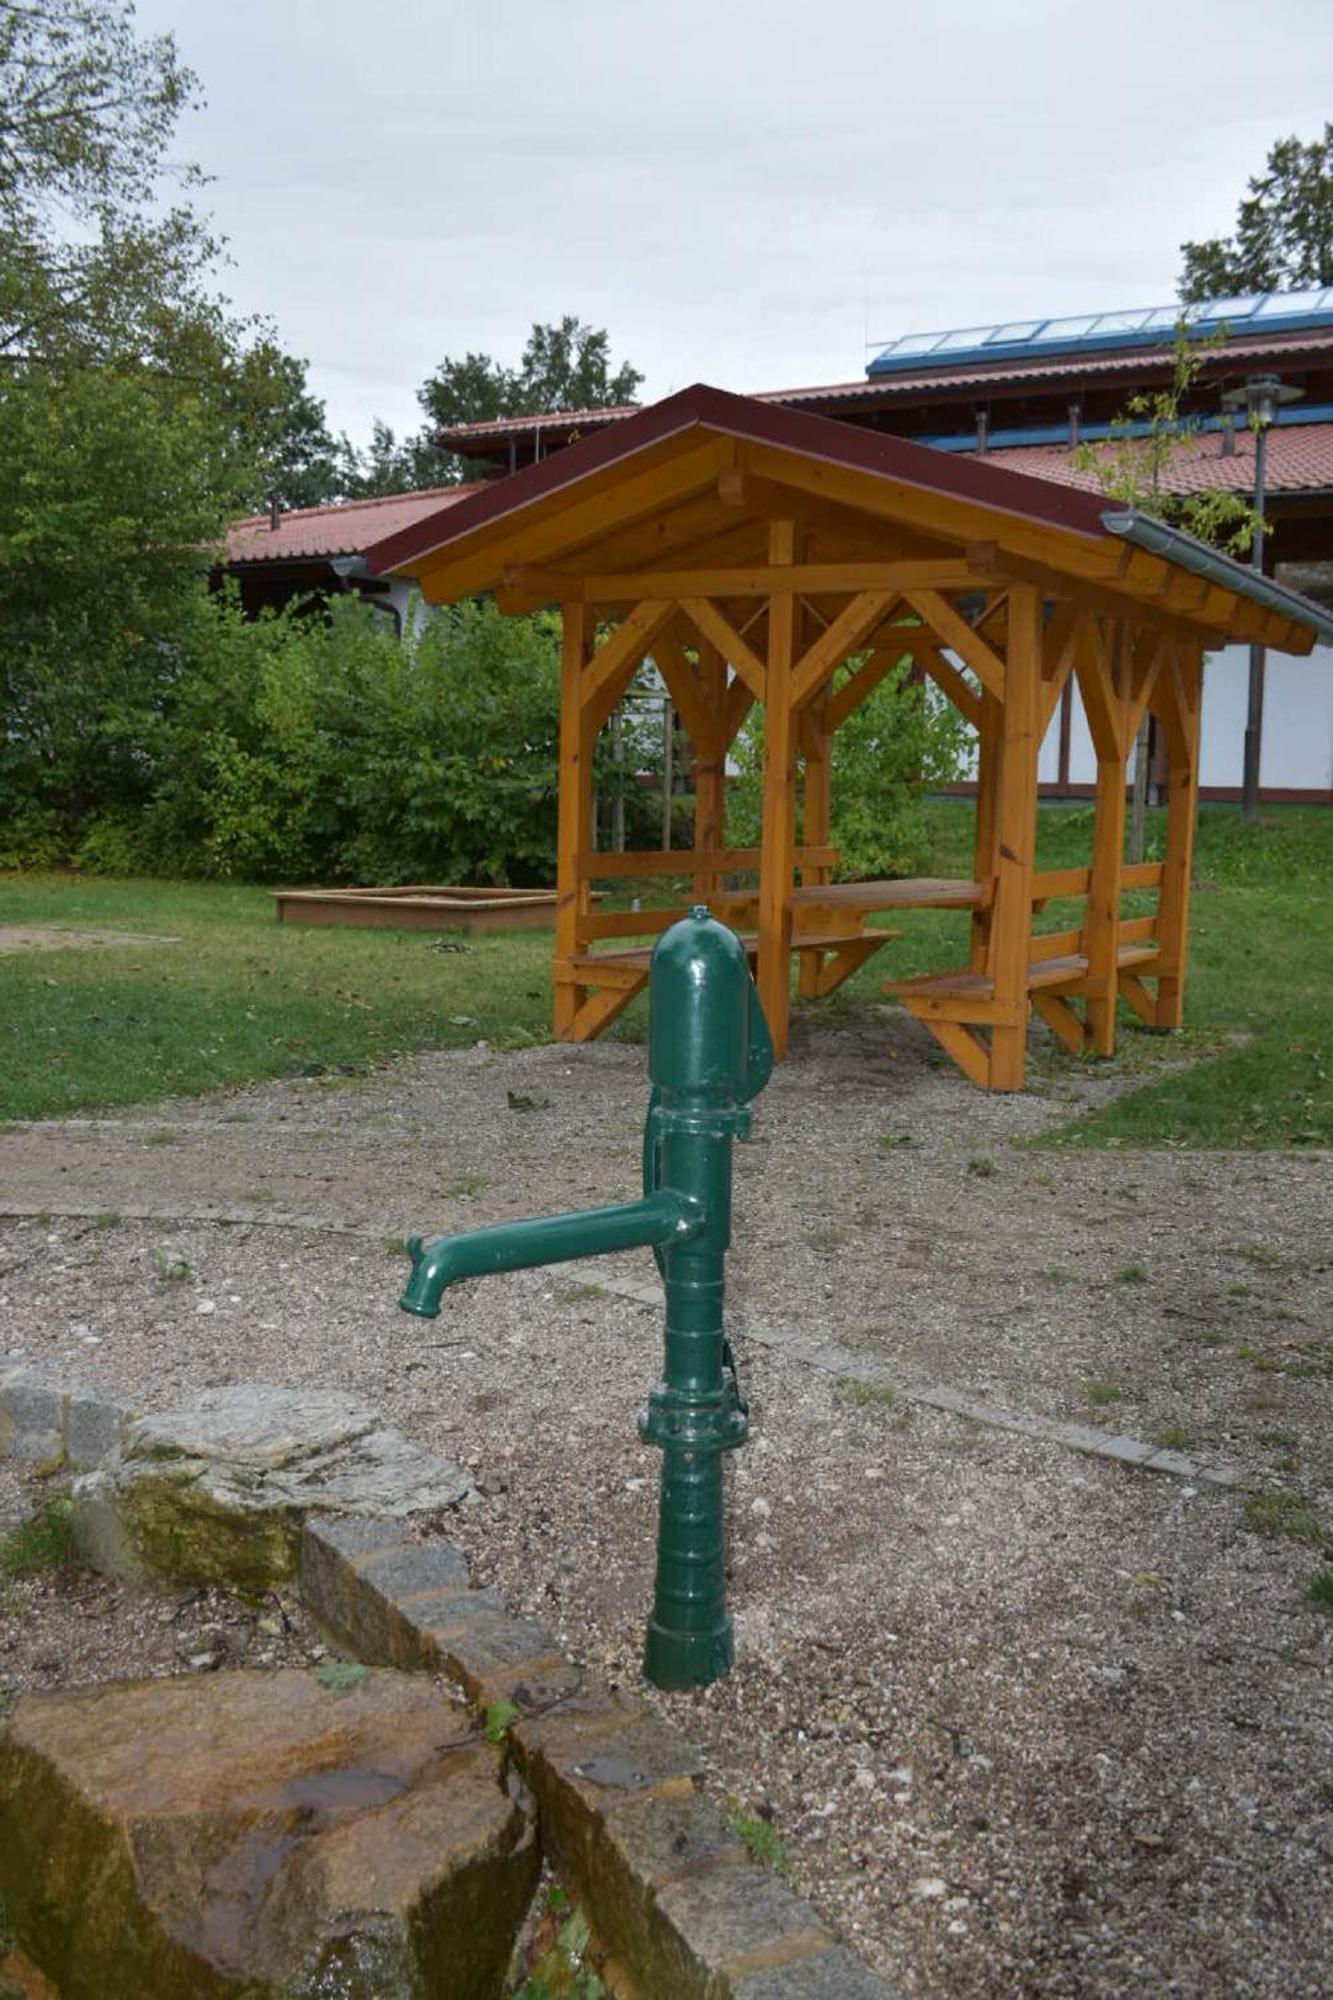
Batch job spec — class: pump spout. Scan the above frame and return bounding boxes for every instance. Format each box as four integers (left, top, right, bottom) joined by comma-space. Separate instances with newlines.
399, 1188, 703, 1318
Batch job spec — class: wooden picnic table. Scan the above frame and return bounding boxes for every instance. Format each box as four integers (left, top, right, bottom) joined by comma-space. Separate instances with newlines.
787, 876, 989, 912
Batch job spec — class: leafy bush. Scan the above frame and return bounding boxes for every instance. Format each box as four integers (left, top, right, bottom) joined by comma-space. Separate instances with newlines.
726, 655, 970, 879
3, 587, 572, 885
1, 585, 971, 888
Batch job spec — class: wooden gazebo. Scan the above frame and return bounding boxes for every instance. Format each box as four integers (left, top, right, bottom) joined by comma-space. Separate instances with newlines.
370, 386, 1330, 1091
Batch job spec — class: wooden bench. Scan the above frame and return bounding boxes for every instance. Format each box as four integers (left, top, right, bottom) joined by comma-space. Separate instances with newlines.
568, 925, 900, 993
881, 863, 1167, 1086
886, 938, 1160, 1008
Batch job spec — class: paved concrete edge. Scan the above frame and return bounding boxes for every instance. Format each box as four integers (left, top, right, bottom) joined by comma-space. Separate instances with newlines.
0, 1211, 1249, 1490
299, 1514, 901, 2000
578, 1267, 1249, 1491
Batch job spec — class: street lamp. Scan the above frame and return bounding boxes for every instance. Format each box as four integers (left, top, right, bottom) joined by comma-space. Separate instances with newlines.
1220, 373, 1304, 823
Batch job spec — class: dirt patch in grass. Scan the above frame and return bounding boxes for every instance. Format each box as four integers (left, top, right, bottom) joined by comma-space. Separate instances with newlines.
0, 927, 178, 954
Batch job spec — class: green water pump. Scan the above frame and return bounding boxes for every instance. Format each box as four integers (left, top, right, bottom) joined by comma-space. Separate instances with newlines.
399, 909, 773, 1689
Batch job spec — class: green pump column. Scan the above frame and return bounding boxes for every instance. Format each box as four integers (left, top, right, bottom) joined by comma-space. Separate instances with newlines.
639, 909, 772, 1690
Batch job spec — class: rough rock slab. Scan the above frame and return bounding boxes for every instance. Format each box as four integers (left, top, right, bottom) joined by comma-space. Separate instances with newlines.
71, 1384, 473, 1591
0, 1666, 538, 2000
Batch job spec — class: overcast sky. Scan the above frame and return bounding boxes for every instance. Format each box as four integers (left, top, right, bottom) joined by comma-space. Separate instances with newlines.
137, 0, 1333, 450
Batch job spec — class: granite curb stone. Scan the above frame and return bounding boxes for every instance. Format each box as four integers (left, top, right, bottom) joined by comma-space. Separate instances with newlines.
0, 1364, 133, 1470
297, 1514, 901, 2000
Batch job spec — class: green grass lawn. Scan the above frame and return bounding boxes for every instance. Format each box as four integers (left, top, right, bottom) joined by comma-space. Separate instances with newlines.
0, 877, 558, 1121
1, 802, 1330, 1147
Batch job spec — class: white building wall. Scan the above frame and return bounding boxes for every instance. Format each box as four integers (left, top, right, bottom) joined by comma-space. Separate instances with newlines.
1199, 642, 1333, 793
1033, 641, 1332, 794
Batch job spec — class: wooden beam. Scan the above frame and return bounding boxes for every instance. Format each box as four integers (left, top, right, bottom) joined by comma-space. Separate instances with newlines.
1153, 641, 1202, 1030
798, 688, 832, 998
521, 559, 1001, 602
652, 622, 715, 752
1083, 620, 1129, 1058
1032, 989, 1088, 1056
575, 843, 837, 878
678, 597, 769, 703
757, 520, 799, 1060
827, 643, 901, 733
554, 604, 596, 1039
986, 583, 1042, 1090
723, 673, 756, 748
902, 588, 1006, 701
969, 689, 1002, 973
412, 438, 736, 603
916, 1018, 992, 1091
584, 600, 677, 735
692, 637, 728, 901
912, 637, 982, 729
1074, 617, 1124, 762
1126, 629, 1169, 744
1039, 603, 1083, 735
790, 590, 897, 710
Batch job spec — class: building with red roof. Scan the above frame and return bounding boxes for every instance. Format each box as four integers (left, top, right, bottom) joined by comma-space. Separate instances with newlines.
222, 485, 482, 631
224, 292, 1333, 798
422, 292, 1333, 801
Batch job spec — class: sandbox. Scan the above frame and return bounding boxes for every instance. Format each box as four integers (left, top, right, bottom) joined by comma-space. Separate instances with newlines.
272, 883, 594, 933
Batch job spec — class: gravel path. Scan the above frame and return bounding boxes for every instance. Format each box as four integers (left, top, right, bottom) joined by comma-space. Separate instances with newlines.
2, 1011, 1330, 1997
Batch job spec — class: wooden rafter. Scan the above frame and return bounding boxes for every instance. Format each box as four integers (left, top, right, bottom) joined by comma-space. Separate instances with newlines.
911, 636, 982, 729
417, 438, 737, 603
652, 621, 715, 751
790, 590, 897, 710
678, 597, 769, 702
901, 588, 1007, 701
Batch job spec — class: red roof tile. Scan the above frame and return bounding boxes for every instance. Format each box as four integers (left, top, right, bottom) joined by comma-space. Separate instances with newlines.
436, 328, 1333, 453
769, 329, 1333, 404
975, 421, 1333, 498
224, 485, 483, 565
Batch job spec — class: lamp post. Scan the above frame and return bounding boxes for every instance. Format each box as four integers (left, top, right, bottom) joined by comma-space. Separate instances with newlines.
1220, 373, 1303, 823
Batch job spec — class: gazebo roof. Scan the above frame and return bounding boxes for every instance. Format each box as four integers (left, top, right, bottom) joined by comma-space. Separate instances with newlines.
367, 385, 1332, 654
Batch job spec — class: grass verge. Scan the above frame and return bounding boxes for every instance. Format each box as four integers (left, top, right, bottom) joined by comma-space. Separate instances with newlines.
0, 875, 569, 1120
2, 802, 1331, 1145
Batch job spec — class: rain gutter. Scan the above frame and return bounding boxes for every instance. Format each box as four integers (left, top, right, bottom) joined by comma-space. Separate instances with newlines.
1100, 508, 1333, 646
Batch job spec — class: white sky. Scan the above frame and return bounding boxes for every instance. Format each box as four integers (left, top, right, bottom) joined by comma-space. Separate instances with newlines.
138, 0, 1333, 448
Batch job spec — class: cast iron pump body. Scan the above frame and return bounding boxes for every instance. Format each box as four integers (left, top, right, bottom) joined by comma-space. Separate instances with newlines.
398, 909, 773, 1689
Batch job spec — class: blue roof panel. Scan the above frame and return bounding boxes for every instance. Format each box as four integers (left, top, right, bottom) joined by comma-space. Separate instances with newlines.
866, 288, 1333, 377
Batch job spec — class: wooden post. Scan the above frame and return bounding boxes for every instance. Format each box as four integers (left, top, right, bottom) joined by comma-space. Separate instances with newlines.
970, 690, 1002, 972
986, 584, 1041, 1091
1083, 620, 1128, 1059
757, 520, 798, 1059
661, 694, 674, 849
610, 706, 625, 853
1129, 713, 1150, 863
1153, 642, 1203, 1029
554, 602, 596, 1039
798, 690, 832, 998
692, 636, 727, 904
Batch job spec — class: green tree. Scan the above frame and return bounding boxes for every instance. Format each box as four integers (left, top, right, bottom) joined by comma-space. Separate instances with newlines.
337, 417, 456, 498
0, 0, 343, 857
225, 339, 341, 511
0, 2, 339, 507
1074, 326, 1258, 554
1180, 124, 1333, 301
0, 365, 255, 865
0, 0, 214, 366
344, 317, 644, 493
